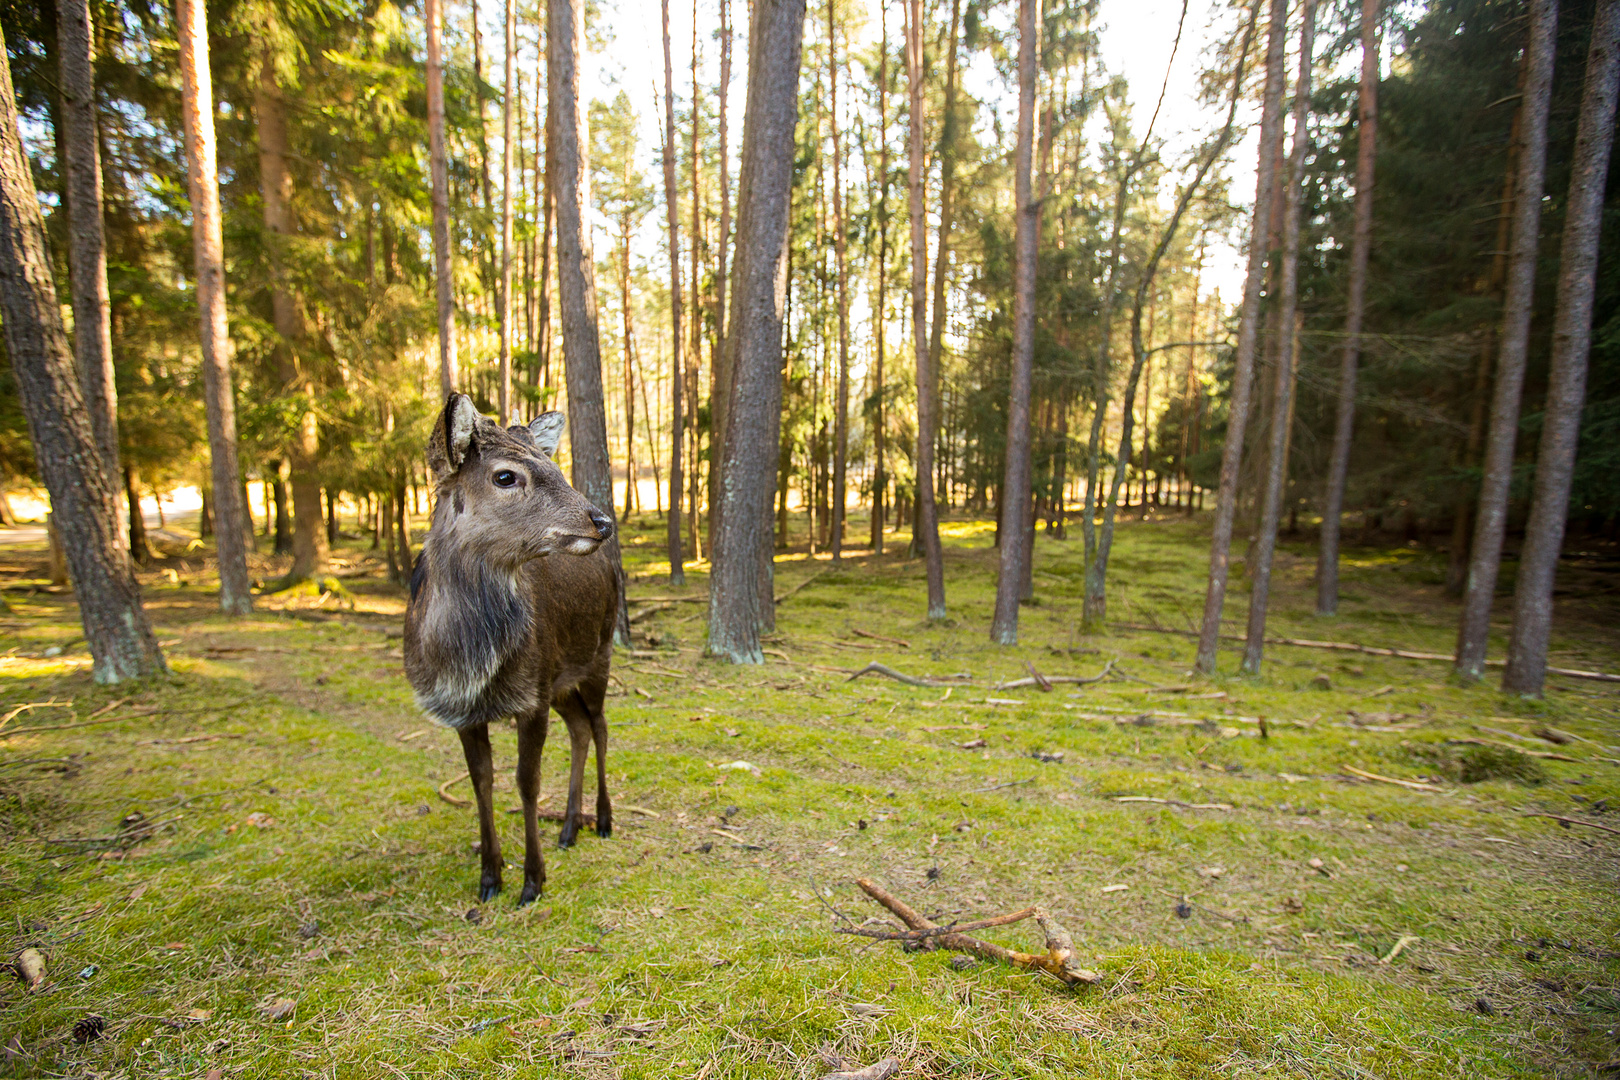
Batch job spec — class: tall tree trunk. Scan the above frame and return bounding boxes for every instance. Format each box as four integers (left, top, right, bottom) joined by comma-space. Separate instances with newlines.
549, 0, 630, 642
990, 0, 1041, 645
499, 0, 516, 423
0, 28, 167, 680
1316, 0, 1380, 615
870, 3, 889, 556
427, 0, 458, 397
57, 0, 120, 518
621, 213, 638, 518
1503, 0, 1618, 695
661, 0, 686, 584
926, 0, 962, 433
709, 0, 734, 538
1241, 0, 1315, 674
1193, 0, 1288, 673
471, 0, 494, 232
905, 0, 945, 620
1454, 0, 1559, 682
707, 0, 807, 663
176, 0, 252, 614
1081, 163, 1131, 628
124, 465, 153, 563
256, 57, 327, 583
689, 3, 705, 564
828, 0, 850, 560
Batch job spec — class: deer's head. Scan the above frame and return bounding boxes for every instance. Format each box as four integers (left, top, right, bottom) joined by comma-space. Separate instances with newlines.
425, 394, 613, 569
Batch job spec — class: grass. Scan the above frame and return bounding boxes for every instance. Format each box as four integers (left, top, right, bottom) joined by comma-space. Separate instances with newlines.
1, 509, 1617, 1078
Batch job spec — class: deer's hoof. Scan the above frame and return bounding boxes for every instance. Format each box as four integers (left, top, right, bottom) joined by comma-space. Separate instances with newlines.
596, 820, 612, 839
479, 879, 502, 902
557, 825, 578, 850
517, 882, 544, 906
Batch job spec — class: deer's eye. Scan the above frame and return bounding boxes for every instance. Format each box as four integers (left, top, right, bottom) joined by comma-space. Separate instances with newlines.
493, 469, 519, 489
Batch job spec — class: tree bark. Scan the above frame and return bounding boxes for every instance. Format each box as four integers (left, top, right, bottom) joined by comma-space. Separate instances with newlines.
499, 0, 516, 424
990, 0, 1041, 644
905, 0, 945, 620
828, 0, 851, 560
689, 4, 705, 564
255, 56, 327, 583
927, 0, 962, 447
710, 0, 733, 541
1241, 0, 1316, 674
56, 0, 121, 514
661, 0, 686, 584
1315, 0, 1380, 615
427, 0, 458, 397
707, 0, 806, 663
1503, 0, 1618, 695
1454, 0, 1558, 682
620, 207, 638, 518
0, 28, 167, 680
176, 0, 252, 614
1193, 0, 1288, 674
870, 4, 890, 556
549, 0, 630, 642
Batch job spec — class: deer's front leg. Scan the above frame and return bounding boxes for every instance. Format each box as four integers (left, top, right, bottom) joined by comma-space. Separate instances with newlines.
515, 706, 550, 906
458, 724, 502, 901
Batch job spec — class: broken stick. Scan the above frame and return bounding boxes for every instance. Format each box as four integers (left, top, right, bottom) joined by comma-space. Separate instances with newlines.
846, 662, 966, 688
1523, 813, 1620, 837
850, 878, 1100, 986
824, 1059, 900, 1080
993, 659, 1117, 691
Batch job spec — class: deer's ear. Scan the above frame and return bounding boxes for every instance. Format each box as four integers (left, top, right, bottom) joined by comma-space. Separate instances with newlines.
529, 410, 565, 457
428, 393, 481, 479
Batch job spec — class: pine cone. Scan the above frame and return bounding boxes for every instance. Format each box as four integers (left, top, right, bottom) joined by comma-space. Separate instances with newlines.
72, 1014, 105, 1043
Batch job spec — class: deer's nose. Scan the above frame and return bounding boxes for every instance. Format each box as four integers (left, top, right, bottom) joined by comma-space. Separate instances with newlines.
588, 508, 614, 540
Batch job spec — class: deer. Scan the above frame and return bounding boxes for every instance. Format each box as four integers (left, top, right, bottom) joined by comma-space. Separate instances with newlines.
403, 393, 619, 906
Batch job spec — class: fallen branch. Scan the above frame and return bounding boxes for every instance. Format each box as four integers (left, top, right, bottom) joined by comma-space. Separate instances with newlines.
994, 659, 1116, 691
0, 700, 73, 728
1110, 623, 1620, 683
846, 662, 967, 688
1113, 796, 1233, 811
852, 628, 910, 648
1523, 813, 1620, 837
851, 878, 1100, 986
1380, 935, 1419, 964
0, 708, 159, 739
627, 602, 674, 625
1342, 765, 1447, 793
1445, 737, 1580, 762
626, 595, 707, 604
437, 772, 471, 807
774, 570, 827, 605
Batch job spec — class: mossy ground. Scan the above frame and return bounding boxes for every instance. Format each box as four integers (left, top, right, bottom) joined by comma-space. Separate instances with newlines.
1, 511, 1617, 1078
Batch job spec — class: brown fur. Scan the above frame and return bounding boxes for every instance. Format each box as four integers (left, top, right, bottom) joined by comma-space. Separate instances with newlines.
403, 394, 618, 905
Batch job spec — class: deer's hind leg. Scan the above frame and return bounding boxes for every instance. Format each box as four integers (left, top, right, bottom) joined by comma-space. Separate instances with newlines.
457, 724, 502, 902
514, 703, 551, 906
553, 689, 594, 850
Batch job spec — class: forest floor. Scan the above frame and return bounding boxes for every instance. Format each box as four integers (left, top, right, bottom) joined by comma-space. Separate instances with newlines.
0, 510, 1617, 1079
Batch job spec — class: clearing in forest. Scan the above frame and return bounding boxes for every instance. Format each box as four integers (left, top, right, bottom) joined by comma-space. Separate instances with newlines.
1, 515, 1617, 1078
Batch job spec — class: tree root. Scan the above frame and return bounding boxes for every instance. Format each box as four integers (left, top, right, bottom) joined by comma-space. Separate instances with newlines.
843, 878, 1100, 986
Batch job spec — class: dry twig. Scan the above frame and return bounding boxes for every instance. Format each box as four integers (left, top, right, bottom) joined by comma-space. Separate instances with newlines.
849, 878, 1100, 986
1342, 765, 1447, 793
852, 628, 910, 648
845, 663, 967, 688
1523, 813, 1620, 836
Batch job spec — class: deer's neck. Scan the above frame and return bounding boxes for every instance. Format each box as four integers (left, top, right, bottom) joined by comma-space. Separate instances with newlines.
411, 538, 532, 727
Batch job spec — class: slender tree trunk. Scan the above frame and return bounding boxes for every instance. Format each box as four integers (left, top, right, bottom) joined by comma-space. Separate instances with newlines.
927, 0, 962, 508
990, 0, 1041, 644
0, 28, 167, 680
176, 0, 252, 614
550, 0, 630, 641
1081, 165, 1130, 628
828, 0, 851, 560
124, 466, 153, 563
1242, 0, 1315, 674
427, 0, 458, 397
660, 0, 686, 584
688, 4, 705, 563
905, 0, 945, 620
707, 0, 806, 663
621, 214, 638, 519
499, 0, 516, 423
1316, 0, 1380, 615
57, 0, 121, 518
1194, 0, 1288, 673
1503, 0, 1618, 695
256, 57, 327, 583
871, 4, 890, 556
1454, 0, 1559, 682
709, 0, 735, 543
471, 0, 494, 233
